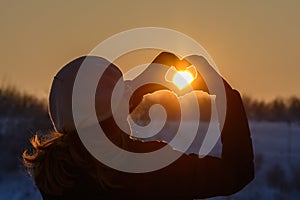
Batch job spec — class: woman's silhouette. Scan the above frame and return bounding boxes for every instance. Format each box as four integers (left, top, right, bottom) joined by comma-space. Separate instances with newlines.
23, 53, 254, 199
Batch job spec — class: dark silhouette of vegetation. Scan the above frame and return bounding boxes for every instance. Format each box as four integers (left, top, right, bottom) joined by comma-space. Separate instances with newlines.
0, 85, 47, 117
265, 163, 300, 197
242, 95, 300, 123
266, 163, 288, 191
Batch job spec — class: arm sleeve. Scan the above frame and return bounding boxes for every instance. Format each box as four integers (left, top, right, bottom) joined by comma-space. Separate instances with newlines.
191, 88, 254, 198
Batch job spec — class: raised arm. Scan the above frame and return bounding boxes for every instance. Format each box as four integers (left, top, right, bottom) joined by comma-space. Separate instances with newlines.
186, 55, 254, 198
150, 53, 254, 198
191, 87, 254, 198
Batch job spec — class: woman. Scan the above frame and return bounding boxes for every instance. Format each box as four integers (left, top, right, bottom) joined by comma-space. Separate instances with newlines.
23, 53, 254, 199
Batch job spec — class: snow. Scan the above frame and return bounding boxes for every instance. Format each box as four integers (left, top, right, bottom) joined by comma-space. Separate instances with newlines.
209, 121, 300, 200
0, 172, 41, 200
1, 121, 299, 199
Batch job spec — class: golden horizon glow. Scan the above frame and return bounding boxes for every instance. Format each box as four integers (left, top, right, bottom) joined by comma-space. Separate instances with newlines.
172, 70, 195, 90
1, 1, 300, 100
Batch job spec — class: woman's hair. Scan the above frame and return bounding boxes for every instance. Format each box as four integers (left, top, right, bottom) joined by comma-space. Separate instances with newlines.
23, 130, 113, 195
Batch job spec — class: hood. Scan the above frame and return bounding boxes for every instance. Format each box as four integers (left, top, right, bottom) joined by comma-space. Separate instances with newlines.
49, 56, 122, 134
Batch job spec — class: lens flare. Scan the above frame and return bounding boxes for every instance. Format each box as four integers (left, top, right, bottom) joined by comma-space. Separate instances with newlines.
173, 71, 195, 90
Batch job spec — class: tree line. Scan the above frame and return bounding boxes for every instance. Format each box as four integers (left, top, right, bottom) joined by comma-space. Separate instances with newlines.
242, 95, 300, 123
0, 85, 47, 117
1, 85, 299, 123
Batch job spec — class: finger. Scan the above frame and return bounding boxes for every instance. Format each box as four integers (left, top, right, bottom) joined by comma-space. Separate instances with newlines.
152, 52, 191, 70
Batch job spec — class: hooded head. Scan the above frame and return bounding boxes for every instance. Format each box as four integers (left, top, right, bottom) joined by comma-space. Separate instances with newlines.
49, 56, 123, 134
49, 52, 191, 134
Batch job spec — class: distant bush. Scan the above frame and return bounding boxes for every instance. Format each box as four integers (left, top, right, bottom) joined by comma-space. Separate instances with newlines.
266, 164, 288, 191
0, 85, 47, 117
254, 153, 264, 172
291, 166, 300, 191
266, 163, 300, 196
243, 95, 300, 123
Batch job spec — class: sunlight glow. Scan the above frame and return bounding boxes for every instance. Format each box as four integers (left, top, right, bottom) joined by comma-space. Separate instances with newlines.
173, 71, 195, 90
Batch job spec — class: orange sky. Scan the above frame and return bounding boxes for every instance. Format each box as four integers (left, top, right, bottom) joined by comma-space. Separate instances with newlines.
1, 0, 299, 101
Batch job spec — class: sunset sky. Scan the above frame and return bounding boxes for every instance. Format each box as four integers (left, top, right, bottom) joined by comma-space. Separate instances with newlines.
1, 0, 299, 101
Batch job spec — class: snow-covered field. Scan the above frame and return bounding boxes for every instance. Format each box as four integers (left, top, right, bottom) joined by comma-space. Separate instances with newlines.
0, 121, 299, 199
213, 121, 300, 200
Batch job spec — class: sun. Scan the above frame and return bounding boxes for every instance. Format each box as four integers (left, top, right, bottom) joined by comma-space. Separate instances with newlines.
172, 71, 195, 90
